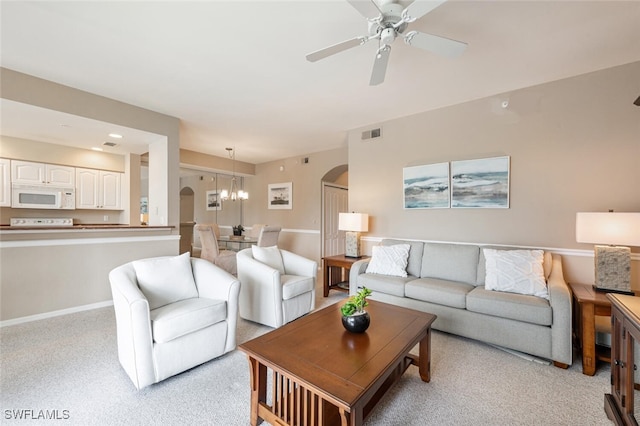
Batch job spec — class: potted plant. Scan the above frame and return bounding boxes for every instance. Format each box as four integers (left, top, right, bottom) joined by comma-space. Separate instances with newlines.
232, 224, 244, 236
341, 287, 372, 333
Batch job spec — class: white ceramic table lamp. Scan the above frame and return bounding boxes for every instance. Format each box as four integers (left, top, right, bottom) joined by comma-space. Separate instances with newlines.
576, 212, 640, 294
339, 213, 369, 258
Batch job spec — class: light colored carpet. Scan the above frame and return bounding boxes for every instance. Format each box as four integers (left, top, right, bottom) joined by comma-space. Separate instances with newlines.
1, 289, 612, 425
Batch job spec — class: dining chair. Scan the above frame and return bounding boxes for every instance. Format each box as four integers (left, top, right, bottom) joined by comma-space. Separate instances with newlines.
191, 223, 221, 257
195, 224, 237, 275
249, 224, 266, 239
257, 225, 281, 247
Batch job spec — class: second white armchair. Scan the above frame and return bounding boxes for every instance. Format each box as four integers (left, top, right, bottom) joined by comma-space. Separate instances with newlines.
237, 246, 317, 328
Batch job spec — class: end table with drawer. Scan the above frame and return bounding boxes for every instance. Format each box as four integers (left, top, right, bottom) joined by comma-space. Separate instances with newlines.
322, 254, 370, 297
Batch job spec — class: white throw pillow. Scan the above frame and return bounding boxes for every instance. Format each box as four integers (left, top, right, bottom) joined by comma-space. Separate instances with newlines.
366, 244, 411, 277
133, 252, 198, 310
483, 249, 549, 300
252, 245, 285, 274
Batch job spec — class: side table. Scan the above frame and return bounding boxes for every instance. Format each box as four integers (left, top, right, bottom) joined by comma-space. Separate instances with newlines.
569, 282, 613, 376
322, 254, 369, 297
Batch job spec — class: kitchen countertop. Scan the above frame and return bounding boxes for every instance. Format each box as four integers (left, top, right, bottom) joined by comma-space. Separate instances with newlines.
0, 224, 173, 231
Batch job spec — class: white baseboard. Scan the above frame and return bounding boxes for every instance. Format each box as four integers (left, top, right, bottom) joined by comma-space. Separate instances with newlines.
0, 300, 113, 328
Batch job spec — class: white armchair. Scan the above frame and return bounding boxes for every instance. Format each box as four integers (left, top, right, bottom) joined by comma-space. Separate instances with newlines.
109, 253, 240, 390
237, 247, 317, 328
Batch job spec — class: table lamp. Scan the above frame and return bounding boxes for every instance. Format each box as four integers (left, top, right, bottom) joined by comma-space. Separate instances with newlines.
576, 211, 640, 294
339, 213, 369, 258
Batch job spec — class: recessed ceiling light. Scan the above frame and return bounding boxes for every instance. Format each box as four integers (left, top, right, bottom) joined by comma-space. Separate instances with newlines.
108, 133, 123, 139
91, 147, 104, 151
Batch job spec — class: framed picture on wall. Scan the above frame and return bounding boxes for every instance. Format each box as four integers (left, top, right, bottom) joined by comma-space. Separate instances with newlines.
268, 182, 292, 210
206, 190, 222, 211
403, 162, 450, 209
451, 156, 510, 208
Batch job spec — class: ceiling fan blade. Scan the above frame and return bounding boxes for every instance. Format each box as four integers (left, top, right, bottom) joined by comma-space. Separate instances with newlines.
402, 0, 448, 22
369, 46, 391, 86
347, 0, 382, 19
306, 37, 367, 62
404, 31, 467, 58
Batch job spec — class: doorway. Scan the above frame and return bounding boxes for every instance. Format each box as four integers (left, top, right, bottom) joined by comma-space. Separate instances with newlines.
179, 186, 195, 254
321, 165, 349, 257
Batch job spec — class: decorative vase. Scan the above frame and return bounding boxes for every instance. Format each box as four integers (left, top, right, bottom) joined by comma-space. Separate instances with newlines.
233, 229, 242, 236
342, 311, 370, 333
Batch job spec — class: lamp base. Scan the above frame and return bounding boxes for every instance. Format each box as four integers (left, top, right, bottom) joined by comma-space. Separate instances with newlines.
594, 245, 631, 294
344, 231, 361, 258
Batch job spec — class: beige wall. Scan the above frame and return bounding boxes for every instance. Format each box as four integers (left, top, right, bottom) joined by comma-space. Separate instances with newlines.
242, 147, 349, 262
348, 61, 640, 288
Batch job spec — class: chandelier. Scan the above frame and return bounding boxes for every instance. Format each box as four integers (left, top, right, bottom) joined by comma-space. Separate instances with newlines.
220, 147, 248, 201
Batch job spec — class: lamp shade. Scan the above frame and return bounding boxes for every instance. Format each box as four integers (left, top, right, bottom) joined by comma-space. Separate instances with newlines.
339, 213, 369, 232
576, 212, 640, 247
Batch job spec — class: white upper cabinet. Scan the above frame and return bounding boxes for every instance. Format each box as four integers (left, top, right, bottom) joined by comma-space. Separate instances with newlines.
11, 160, 75, 187
76, 168, 122, 210
0, 158, 10, 207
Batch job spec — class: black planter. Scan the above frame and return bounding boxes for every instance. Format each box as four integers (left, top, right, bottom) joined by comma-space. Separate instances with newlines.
342, 311, 370, 333
233, 230, 242, 236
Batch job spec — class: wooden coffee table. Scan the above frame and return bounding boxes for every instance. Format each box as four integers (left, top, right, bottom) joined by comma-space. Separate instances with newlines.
239, 300, 437, 426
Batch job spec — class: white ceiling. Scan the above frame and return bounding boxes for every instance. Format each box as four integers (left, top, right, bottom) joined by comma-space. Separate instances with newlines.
1, 0, 639, 164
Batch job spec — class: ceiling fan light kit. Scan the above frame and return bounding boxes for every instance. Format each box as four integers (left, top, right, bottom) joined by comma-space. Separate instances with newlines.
306, 0, 468, 86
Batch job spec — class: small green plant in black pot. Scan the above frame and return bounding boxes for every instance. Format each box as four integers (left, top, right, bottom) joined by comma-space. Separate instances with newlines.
232, 224, 244, 236
341, 287, 372, 333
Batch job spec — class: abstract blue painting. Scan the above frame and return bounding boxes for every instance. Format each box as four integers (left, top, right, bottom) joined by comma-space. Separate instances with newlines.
451, 156, 510, 208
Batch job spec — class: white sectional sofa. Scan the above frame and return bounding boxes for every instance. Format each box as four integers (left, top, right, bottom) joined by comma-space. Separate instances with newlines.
349, 239, 572, 367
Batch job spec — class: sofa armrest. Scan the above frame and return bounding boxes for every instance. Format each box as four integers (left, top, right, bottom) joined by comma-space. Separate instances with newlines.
108, 264, 155, 390
546, 253, 573, 366
191, 258, 241, 352
191, 257, 240, 302
348, 259, 371, 295
281, 250, 317, 279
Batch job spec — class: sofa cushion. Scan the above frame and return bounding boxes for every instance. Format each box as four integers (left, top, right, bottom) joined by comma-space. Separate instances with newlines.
282, 275, 314, 300
150, 297, 226, 343
421, 243, 479, 285
381, 239, 424, 278
252, 245, 285, 275
405, 277, 475, 309
477, 247, 553, 285
133, 253, 198, 310
466, 287, 552, 326
366, 244, 411, 277
356, 273, 416, 297
483, 249, 549, 300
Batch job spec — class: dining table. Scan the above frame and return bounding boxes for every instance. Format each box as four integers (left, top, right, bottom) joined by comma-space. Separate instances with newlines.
217, 235, 258, 251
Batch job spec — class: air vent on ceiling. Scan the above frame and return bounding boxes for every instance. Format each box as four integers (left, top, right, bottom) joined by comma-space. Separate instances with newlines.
361, 127, 382, 141
103, 141, 118, 147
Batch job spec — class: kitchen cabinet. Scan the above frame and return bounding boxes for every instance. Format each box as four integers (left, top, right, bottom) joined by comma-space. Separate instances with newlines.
76, 168, 122, 210
0, 158, 10, 207
11, 160, 75, 187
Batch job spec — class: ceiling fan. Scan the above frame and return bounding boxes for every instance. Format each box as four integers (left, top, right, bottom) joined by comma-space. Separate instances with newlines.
306, 0, 467, 86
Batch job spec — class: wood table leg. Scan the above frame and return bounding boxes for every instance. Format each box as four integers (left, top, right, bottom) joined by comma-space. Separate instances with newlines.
323, 263, 330, 297
581, 302, 597, 376
248, 357, 267, 425
418, 328, 431, 382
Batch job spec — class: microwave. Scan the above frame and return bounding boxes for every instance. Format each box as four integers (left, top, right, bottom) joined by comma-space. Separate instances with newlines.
11, 184, 76, 210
